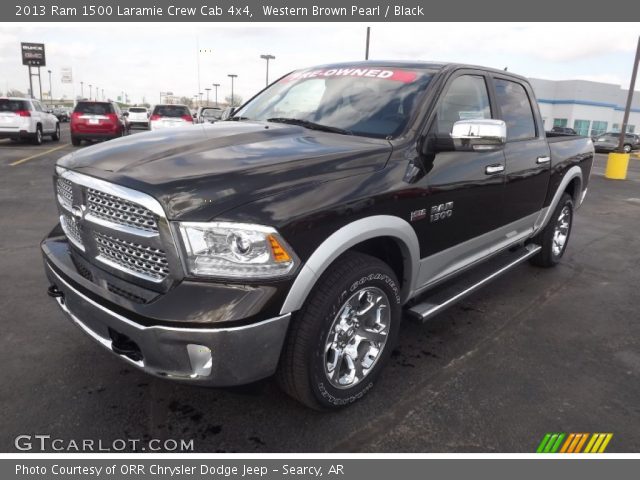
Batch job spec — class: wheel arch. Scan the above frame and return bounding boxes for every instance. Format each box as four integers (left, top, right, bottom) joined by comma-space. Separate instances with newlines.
533, 165, 583, 234
279, 215, 420, 315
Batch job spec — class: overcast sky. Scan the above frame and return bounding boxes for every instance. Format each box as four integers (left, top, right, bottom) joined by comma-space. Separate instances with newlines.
1, 22, 639, 104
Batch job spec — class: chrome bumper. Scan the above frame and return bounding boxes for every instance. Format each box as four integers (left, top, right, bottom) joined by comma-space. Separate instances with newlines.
45, 262, 291, 386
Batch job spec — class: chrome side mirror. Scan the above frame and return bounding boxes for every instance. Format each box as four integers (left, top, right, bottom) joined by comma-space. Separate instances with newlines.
451, 119, 506, 151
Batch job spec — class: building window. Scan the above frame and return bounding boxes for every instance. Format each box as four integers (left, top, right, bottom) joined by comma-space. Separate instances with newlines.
590, 121, 608, 137
627, 125, 635, 133
612, 123, 620, 132
553, 118, 568, 127
574, 119, 590, 136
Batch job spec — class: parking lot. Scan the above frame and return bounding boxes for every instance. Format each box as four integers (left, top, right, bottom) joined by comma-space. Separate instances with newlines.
1, 124, 639, 452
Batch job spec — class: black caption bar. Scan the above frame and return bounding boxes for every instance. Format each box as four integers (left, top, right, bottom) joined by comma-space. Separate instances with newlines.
3, 0, 640, 21
4, 459, 640, 480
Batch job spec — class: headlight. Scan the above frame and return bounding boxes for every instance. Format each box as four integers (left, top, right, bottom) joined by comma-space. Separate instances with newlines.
177, 222, 298, 279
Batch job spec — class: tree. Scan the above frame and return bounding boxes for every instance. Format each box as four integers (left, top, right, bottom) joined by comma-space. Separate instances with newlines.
7, 89, 26, 97
178, 96, 193, 108
224, 95, 243, 107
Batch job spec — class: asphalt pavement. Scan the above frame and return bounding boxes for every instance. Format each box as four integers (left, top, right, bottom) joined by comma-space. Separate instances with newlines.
1, 126, 639, 452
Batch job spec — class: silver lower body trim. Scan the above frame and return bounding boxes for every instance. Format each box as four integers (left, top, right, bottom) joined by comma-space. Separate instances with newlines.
46, 263, 291, 386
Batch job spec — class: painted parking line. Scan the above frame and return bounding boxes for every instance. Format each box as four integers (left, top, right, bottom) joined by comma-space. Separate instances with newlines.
9, 143, 70, 166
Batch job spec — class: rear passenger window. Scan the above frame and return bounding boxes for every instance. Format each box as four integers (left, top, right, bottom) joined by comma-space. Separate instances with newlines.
494, 79, 536, 141
436, 75, 491, 134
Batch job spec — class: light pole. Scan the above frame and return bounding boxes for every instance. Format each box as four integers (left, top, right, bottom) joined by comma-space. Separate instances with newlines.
260, 54, 275, 87
212, 83, 220, 107
89, 84, 92, 100
205, 88, 211, 106
228, 74, 237, 107
102, 88, 104, 101
80, 81, 84, 98
199, 92, 203, 107
47, 69, 52, 105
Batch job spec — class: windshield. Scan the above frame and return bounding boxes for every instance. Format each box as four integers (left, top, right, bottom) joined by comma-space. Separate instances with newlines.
234, 66, 434, 138
153, 105, 190, 117
74, 102, 114, 115
0, 99, 29, 112
129, 107, 146, 113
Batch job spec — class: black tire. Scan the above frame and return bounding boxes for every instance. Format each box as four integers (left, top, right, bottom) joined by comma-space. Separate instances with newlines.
623, 144, 632, 153
530, 193, 573, 268
277, 251, 402, 410
51, 123, 60, 141
71, 136, 81, 146
32, 126, 43, 145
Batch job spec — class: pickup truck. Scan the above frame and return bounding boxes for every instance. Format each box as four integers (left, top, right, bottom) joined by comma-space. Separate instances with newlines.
42, 62, 594, 409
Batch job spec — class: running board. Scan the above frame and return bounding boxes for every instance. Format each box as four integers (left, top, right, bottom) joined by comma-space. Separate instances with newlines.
406, 243, 542, 322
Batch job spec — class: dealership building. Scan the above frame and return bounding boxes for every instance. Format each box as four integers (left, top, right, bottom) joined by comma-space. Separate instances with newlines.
529, 78, 640, 137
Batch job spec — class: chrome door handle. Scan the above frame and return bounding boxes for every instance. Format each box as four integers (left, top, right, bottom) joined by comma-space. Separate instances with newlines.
485, 164, 505, 174
536, 156, 551, 164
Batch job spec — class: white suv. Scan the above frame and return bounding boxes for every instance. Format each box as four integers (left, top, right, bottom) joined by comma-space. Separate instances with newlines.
127, 106, 150, 129
0, 97, 60, 144
149, 104, 194, 131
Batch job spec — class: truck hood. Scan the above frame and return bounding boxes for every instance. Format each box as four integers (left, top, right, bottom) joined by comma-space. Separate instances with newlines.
58, 121, 392, 220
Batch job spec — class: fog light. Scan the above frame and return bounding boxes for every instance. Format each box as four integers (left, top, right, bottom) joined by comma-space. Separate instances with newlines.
186, 344, 212, 377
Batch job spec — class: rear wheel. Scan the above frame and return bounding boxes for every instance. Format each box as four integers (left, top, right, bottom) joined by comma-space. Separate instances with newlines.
51, 123, 60, 141
71, 136, 81, 146
530, 193, 573, 268
277, 251, 401, 409
32, 126, 43, 145
623, 144, 632, 153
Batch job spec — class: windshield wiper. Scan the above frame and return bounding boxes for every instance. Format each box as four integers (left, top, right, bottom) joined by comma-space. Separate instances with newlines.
266, 117, 352, 135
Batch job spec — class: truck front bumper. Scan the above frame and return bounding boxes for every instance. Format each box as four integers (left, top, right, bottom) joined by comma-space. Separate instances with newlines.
44, 261, 291, 386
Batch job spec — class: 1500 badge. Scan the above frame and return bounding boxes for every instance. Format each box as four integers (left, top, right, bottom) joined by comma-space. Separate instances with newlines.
430, 202, 454, 222
410, 202, 454, 222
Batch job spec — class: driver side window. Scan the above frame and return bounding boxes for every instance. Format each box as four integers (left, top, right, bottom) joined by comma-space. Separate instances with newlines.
436, 75, 491, 134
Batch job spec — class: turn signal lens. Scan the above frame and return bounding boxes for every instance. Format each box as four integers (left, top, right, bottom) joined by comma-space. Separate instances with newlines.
268, 234, 292, 263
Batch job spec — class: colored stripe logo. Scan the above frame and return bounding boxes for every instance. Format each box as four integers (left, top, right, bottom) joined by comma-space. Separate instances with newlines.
536, 433, 613, 453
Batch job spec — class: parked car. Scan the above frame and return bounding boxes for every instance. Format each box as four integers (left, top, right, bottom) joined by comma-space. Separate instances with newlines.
593, 132, 640, 153
550, 126, 577, 135
220, 106, 235, 121
0, 97, 60, 144
70, 100, 129, 146
196, 106, 223, 124
149, 104, 193, 131
52, 107, 70, 122
43, 62, 593, 409
127, 106, 150, 129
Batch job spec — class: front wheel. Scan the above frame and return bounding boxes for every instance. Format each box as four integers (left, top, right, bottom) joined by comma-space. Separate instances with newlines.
71, 136, 81, 146
51, 123, 60, 141
530, 193, 574, 267
623, 144, 632, 153
32, 126, 43, 145
277, 251, 402, 409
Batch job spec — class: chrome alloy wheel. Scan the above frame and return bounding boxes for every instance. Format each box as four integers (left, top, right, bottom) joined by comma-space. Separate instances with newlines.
324, 287, 390, 389
552, 205, 571, 257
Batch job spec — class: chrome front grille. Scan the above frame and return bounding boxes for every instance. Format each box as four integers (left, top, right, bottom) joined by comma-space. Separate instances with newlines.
87, 188, 159, 233
54, 169, 174, 286
56, 178, 73, 210
61, 213, 84, 250
94, 232, 170, 281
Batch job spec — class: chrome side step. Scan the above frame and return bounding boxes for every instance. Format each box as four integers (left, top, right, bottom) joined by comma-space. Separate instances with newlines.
406, 243, 542, 322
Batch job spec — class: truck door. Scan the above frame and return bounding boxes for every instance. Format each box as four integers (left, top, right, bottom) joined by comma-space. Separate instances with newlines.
491, 76, 551, 230
415, 72, 506, 260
